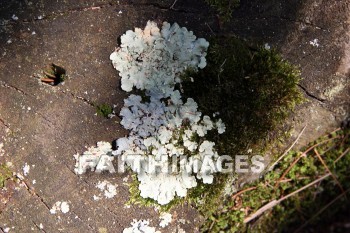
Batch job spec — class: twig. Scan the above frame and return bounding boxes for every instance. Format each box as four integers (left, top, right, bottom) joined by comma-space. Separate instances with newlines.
314, 148, 345, 195
334, 147, 350, 163
169, 0, 178, 9
244, 200, 279, 224
205, 22, 215, 35
312, 181, 322, 201
279, 176, 310, 183
244, 173, 331, 223
328, 127, 341, 135
274, 152, 305, 188
231, 186, 257, 200
279, 174, 331, 202
217, 59, 227, 85
293, 187, 350, 233
209, 220, 216, 231
274, 137, 339, 188
339, 134, 349, 147
317, 144, 336, 157
269, 125, 307, 171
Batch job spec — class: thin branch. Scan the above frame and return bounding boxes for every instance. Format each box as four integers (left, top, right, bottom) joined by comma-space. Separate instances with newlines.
269, 125, 307, 171
205, 22, 216, 35
334, 147, 349, 163
339, 134, 349, 147
274, 137, 339, 188
279, 176, 310, 183
279, 173, 331, 202
231, 186, 257, 200
274, 152, 305, 188
244, 173, 331, 223
217, 59, 227, 85
169, 0, 178, 9
209, 220, 216, 231
244, 200, 279, 224
0, 118, 9, 128
328, 127, 341, 135
317, 144, 337, 157
314, 148, 345, 195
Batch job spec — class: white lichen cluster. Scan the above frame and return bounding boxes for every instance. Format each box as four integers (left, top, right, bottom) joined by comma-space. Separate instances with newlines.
110, 21, 209, 98
73, 21, 226, 205
73, 141, 115, 175
123, 219, 160, 233
22, 163, 30, 176
50, 201, 70, 214
96, 180, 118, 199
0, 143, 5, 157
159, 212, 172, 228
110, 21, 226, 205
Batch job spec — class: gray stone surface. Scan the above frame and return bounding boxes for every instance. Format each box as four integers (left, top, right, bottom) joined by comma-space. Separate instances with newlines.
224, 0, 349, 147
0, 0, 349, 232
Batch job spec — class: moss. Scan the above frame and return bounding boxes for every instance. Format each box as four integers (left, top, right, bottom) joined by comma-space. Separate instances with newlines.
205, 0, 240, 22
182, 36, 303, 157
96, 103, 113, 118
202, 126, 350, 232
254, 126, 350, 232
125, 36, 304, 229
59, 74, 67, 82
0, 164, 12, 189
180, 36, 303, 231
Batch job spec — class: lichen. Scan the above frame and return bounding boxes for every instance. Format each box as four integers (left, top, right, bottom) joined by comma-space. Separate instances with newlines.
179, 36, 304, 231
73, 141, 115, 175
123, 219, 160, 233
110, 21, 225, 205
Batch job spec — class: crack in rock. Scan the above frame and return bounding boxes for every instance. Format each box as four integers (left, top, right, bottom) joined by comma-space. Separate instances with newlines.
32, 221, 47, 233
36, 112, 56, 127
298, 84, 326, 103
59, 90, 94, 107
69, 93, 95, 107
14, 174, 51, 211
70, 211, 95, 231
0, 118, 10, 129
0, 81, 28, 96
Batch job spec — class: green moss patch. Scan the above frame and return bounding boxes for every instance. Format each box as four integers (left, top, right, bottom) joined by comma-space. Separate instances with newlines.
205, 0, 240, 22
96, 103, 113, 118
201, 126, 349, 232
126, 36, 304, 225
0, 164, 12, 189
180, 36, 304, 231
182, 37, 303, 156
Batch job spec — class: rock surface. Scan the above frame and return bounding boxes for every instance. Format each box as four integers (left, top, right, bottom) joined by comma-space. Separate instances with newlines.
0, 0, 349, 232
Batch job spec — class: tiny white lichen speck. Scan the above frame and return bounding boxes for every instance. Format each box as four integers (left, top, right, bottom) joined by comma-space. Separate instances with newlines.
50, 201, 70, 214
159, 212, 172, 228
96, 180, 118, 199
23, 163, 30, 176
309, 39, 320, 47
123, 219, 161, 233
